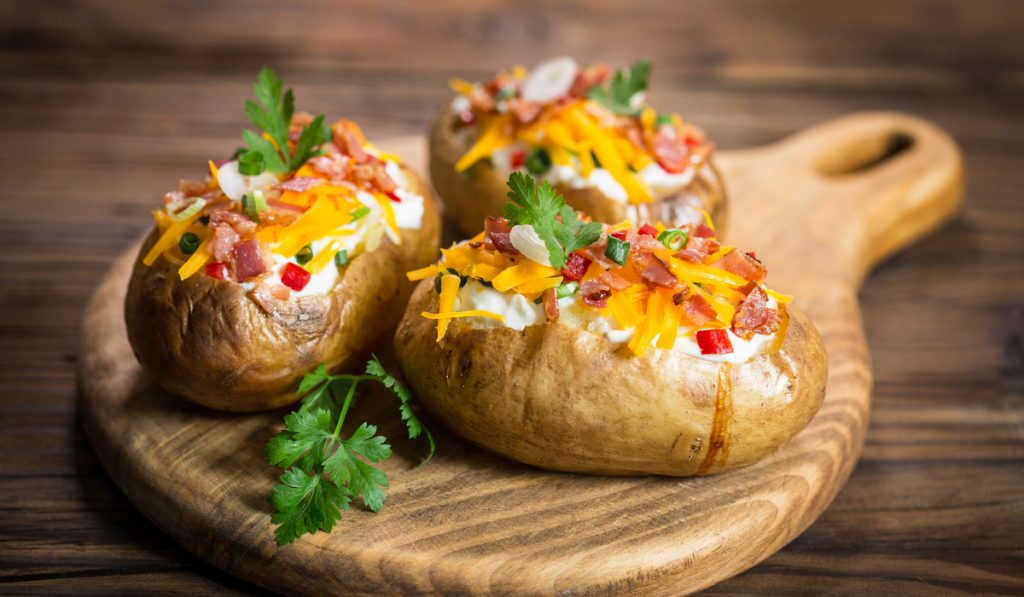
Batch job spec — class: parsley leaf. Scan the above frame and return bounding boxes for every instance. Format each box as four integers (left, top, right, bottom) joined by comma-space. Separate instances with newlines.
502, 172, 602, 270
242, 67, 331, 173
266, 359, 435, 545
586, 59, 652, 116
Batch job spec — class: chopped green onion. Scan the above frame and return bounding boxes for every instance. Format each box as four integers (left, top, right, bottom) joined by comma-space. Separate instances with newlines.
555, 282, 578, 299
655, 113, 674, 128
495, 86, 517, 100
238, 151, 265, 176
334, 249, 349, 266
525, 148, 552, 176
447, 268, 468, 287
605, 236, 630, 266
178, 232, 201, 255
295, 244, 313, 265
350, 206, 371, 221
242, 190, 267, 222
657, 229, 689, 251
591, 151, 602, 169
433, 273, 443, 294
170, 197, 207, 221
198, 215, 210, 226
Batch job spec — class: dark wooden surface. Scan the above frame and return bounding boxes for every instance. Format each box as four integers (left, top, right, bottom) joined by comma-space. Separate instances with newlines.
1, 0, 1021, 594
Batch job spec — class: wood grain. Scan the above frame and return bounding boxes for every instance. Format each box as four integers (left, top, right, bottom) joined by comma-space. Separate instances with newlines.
79, 117, 961, 594
3, 1, 1023, 594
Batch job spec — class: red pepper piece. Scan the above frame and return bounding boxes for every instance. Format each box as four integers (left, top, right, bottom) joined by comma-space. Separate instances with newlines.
205, 262, 227, 280
693, 223, 716, 238
385, 190, 402, 203
610, 230, 628, 241
510, 150, 526, 169
281, 262, 311, 291
696, 329, 734, 355
638, 223, 658, 237
560, 253, 592, 282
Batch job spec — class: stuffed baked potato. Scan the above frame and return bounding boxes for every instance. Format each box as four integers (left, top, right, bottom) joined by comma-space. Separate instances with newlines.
395, 173, 825, 476
430, 57, 728, 237
125, 69, 440, 412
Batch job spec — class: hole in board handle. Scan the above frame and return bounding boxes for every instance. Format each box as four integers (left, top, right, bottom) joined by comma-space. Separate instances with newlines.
815, 131, 915, 177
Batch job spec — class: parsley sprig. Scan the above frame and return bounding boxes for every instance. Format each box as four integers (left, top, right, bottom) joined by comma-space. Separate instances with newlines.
587, 59, 652, 116
503, 172, 602, 270
266, 356, 434, 546
241, 67, 332, 173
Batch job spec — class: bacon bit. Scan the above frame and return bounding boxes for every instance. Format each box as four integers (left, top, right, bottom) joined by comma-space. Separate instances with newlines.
177, 179, 209, 197
484, 216, 520, 255
507, 98, 542, 124
468, 88, 496, 113
560, 253, 591, 281
351, 161, 397, 193
468, 241, 483, 249
631, 233, 662, 253
335, 127, 368, 163
542, 287, 560, 323
267, 199, 308, 213
568, 63, 611, 98
672, 286, 690, 305
629, 249, 654, 270
712, 249, 767, 284
231, 240, 267, 281
732, 285, 779, 340
652, 129, 690, 174
250, 281, 288, 316
674, 249, 704, 263
685, 235, 721, 260
598, 271, 631, 291
693, 223, 716, 238
308, 154, 350, 180
642, 256, 678, 288
681, 293, 717, 326
289, 111, 315, 143
208, 209, 257, 262
580, 279, 612, 308
276, 176, 325, 193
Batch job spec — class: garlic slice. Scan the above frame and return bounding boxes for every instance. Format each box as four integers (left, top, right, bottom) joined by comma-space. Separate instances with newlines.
510, 224, 553, 266
217, 160, 279, 201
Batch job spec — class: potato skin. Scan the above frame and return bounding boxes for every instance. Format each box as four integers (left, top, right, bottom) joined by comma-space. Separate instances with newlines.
429, 103, 729, 237
124, 166, 441, 412
394, 280, 827, 476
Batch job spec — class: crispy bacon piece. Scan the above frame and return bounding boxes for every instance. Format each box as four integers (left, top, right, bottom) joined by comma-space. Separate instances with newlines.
676, 290, 717, 326
568, 63, 611, 98
580, 279, 612, 308
642, 256, 678, 288
507, 98, 542, 124
542, 287, 560, 323
276, 176, 325, 193
652, 128, 690, 174
484, 216, 520, 255
693, 223, 716, 238
333, 120, 368, 163
230, 240, 267, 281
732, 284, 779, 340
177, 178, 210, 197
208, 209, 258, 262
249, 280, 291, 316
468, 87, 496, 113
713, 249, 767, 284
351, 160, 398, 193
673, 249, 704, 263
289, 111, 315, 143
685, 235, 721, 260
598, 271, 631, 290
308, 154, 350, 180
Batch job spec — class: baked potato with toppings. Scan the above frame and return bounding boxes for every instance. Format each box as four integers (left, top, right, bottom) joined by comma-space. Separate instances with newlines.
124, 69, 441, 411
395, 173, 825, 476
429, 57, 728, 237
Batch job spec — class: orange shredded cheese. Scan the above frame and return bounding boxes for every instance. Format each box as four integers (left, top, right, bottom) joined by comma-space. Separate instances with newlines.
143, 211, 203, 266
178, 235, 213, 281
421, 310, 505, 322
434, 274, 461, 341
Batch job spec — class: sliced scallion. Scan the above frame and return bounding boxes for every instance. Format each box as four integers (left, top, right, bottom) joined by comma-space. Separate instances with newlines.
605, 236, 630, 266
334, 249, 349, 266
178, 232, 201, 255
657, 229, 689, 251
295, 244, 313, 265
525, 147, 552, 176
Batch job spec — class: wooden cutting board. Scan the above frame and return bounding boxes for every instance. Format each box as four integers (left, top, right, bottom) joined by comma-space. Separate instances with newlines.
79, 112, 962, 595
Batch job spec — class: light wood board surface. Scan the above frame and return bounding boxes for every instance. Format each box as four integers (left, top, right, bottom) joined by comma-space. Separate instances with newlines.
78, 112, 962, 595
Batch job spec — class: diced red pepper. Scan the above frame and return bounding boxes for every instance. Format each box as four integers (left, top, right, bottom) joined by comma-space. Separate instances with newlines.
385, 190, 402, 203
696, 329, 734, 355
281, 263, 311, 291
684, 134, 702, 148
205, 262, 227, 280
747, 251, 757, 259
560, 252, 592, 282
610, 230, 628, 241
510, 150, 526, 169
638, 223, 658, 237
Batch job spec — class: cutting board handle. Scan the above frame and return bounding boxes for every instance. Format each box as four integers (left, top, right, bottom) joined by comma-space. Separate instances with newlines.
720, 111, 964, 287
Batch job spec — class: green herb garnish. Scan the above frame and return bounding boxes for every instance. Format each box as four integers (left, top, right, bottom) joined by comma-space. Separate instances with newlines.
587, 59, 652, 116
266, 356, 434, 546
502, 172, 602, 271
241, 67, 331, 173
605, 235, 630, 265
350, 206, 371, 221
655, 113, 674, 128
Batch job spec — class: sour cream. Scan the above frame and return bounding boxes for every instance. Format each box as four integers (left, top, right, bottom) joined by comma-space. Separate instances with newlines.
454, 279, 778, 364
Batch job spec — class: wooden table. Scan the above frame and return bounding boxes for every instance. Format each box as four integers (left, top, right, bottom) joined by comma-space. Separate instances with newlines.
1, 1, 1021, 594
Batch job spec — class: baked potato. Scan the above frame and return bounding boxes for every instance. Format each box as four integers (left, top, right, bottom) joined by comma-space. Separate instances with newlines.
429, 57, 728, 237
395, 173, 826, 476
125, 69, 441, 412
